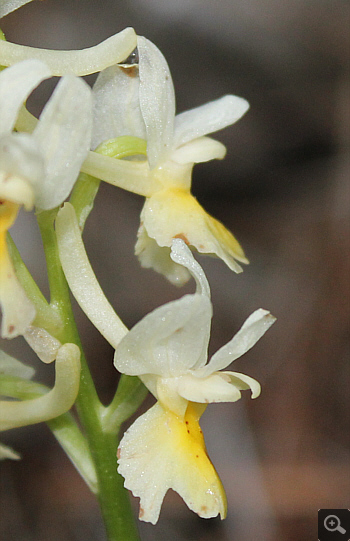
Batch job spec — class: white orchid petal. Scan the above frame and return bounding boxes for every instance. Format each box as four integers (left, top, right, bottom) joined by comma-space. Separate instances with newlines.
137, 36, 175, 168
0, 349, 35, 379
117, 402, 226, 524
0, 59, 51, 136
0, 0, 32, 17
135, 227, 191, 286
171, 136, 226, 165
92, 64, 145, 150
23, 326, 61, 364
81, 151, 159, 197
0, 343, 80, 431
0, 28, 137, 76
0, 442, 20, 460
174, 373, 243, 403
33, 75, 92, 210
56, 203, 128, 349
197, 309, 276, 376
114, 294, 212, 377
174, 95, 249, 149
0, 133, 45, 208
139, 374, 158, 399
223, 371, 261, 399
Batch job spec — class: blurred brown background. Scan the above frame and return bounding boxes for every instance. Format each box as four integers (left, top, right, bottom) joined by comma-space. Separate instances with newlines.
0, 0, 349, 540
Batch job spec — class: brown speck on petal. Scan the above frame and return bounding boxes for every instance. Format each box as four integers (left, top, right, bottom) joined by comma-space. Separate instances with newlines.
139, 506, 144, 518
174, 233, 189, 245
117, 448, 121, 460
119, 65, 138, 78
8, 325, 15, 334
201, 505, 208, 513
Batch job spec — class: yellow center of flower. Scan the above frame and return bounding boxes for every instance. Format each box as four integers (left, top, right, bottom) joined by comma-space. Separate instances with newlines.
0, 200, 19, 270
144, 186, 247, 262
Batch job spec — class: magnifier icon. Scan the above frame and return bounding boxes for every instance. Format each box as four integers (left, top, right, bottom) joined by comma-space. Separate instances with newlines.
324, 515, 346, 534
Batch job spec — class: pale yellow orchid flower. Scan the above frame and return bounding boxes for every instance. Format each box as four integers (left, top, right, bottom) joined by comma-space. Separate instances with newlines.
55, 204, 275, 524
87, 36, 250, 285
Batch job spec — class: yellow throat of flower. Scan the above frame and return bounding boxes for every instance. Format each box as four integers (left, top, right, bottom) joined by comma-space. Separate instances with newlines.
0, 200, 19, 268
165, 401, 228, 519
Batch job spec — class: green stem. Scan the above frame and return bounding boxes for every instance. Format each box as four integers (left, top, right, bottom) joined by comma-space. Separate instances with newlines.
37, 207, 140, 541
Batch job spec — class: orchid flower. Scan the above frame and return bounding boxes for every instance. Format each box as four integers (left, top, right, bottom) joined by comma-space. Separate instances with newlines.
113, 239, 275, 523
88, 36, 250, 285
55, 203, 275, 524
0, 344, 80, 454
0, 58, 92, 338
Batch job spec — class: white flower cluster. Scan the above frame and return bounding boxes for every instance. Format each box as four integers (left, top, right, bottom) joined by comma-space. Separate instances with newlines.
0, 0, 276, 525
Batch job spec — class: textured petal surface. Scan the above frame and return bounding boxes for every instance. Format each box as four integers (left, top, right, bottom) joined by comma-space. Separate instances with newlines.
23, 326, 61, 364
174, 94, 249, 149
92, 64, 145, 150
114, 293, 211, 377
0, 343, 80, 431
223, 371, 261, 399
167, 373, 243, 403
138, 36, 175, 168
169, 371, 260, 403
56, 203, 128, 349
117, 402, 226, 524
33, 75, 92, 210
198, 309, 276, 376
140, 188, 248, 277
0, 59, 51, 136
0, 28, 137, 75
171, 136, 226, 165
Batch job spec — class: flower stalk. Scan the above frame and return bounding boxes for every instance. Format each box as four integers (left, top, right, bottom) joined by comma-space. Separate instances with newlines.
36, 207, 140, 541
